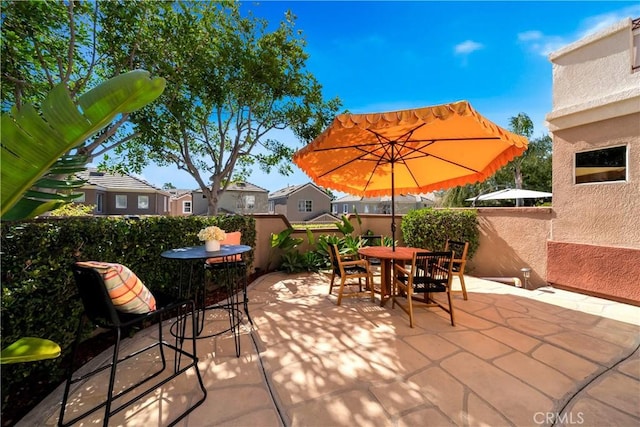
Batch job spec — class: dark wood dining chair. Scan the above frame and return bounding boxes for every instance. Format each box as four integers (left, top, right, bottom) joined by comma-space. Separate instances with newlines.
445, 239, 470, 300
392, 251, 455, 327
327, 244, 375, 306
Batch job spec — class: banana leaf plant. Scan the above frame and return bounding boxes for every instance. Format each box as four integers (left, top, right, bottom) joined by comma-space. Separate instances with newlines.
1, 70, 166, 220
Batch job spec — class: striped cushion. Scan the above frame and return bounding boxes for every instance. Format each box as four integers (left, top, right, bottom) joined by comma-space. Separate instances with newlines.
76, 261, 156, 314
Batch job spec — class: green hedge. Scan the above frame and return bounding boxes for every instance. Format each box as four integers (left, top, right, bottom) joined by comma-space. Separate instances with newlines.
401, 208, 479, 258
0, 215, 255, 416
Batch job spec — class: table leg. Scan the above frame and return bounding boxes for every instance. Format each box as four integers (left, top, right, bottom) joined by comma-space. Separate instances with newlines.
380, 259, 392, 307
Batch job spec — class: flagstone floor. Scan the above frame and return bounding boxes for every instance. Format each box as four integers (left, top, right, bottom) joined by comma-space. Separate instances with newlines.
20, 272, 640, 427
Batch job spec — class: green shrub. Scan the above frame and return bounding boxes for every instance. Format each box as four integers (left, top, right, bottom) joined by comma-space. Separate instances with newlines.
401, 208, 479, 258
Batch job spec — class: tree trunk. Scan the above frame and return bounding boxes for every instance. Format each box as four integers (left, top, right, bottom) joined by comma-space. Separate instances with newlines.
515, 164, 524, 207
206, 180, 221, 215
206, 190, 219, 215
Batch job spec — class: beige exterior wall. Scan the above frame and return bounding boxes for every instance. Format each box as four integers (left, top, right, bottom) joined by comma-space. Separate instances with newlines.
547, 18, 639, 130
550, 113, 640, 247
353, 210, 550, 288
251, 209, 552, 290
545, 17, 640, 304
252, 214, 292, 273
469, 208, 552, 288
282, 186, 332, 222
192, 189, 269, 215
218, 190, 269, 215
169, 194, 192, 216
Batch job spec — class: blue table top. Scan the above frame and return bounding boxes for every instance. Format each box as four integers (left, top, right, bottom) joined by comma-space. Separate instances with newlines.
161, 244, 252, 260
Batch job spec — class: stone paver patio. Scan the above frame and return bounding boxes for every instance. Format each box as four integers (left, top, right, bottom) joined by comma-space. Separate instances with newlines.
20, 272, 640, 426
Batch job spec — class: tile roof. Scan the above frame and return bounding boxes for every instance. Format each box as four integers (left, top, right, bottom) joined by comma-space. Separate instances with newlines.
333, 193, 436, 203
191, 181, 268, 193
269, 182, 328, 199
168, 189, 194, 199
77, 168, 167, 193
225, 181, 269, 192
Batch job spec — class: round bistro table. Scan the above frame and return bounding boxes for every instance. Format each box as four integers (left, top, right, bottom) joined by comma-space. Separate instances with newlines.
161, 244, 252, 357
358, 246, 424, 307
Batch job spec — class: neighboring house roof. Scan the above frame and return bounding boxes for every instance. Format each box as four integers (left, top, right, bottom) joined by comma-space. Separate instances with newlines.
77, 168, 169, 194
269, 182, 328, 199
168, 189, 194, 199
333, 193, 435, 204
306, 213, 341, 223
192, 181, 269, 193
227, 181, 269, 192
333, 194, 361, 203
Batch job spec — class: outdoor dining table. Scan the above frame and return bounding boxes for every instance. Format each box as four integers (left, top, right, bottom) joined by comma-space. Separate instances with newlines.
161, 244, 251, 357
357, 246, 424, 307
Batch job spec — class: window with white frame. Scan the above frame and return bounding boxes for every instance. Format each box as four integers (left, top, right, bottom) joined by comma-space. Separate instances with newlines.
244, 195, 255, 209
96, 193, 104, 213
269, 200, 274, 213
332, 204, 338, 214
298, 199, 312, 212
74, 192, 86, 203
115, 194, 127, 209
343, 204, 349, 214
138, 195, 149, 209
183, 201, 192, 213
575, 145, 627, 184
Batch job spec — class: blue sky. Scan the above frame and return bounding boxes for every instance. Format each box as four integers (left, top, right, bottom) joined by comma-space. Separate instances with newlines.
139, 1, 640, 193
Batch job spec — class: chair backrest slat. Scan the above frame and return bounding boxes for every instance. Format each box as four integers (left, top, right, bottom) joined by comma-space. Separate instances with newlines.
445, 240, 469, 262
71, 265, 122, 327
328, 244, 341, 275
412, 251, 454, 287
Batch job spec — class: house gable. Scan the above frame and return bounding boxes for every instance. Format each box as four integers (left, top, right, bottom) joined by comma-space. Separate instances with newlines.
191, 181, 269, 215
77, 168, 170, 216
268, 182, 332, 221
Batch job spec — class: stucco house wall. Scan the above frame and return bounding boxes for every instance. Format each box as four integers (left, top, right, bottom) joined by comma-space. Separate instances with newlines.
191, 182, 269, 215
545, 17, 640, 304
547, 19, 639, 125
217, 189, 269, 215
169, 192, 193, 216
269, 183, 331, 222
550, 113, 640, 247
76, 169, 170, 216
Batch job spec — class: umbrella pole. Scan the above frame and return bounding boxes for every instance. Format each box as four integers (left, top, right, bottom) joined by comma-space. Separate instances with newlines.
391, 154, 396, 251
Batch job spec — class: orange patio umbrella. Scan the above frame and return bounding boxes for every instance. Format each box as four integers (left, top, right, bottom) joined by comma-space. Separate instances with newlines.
293, 100, 528, 250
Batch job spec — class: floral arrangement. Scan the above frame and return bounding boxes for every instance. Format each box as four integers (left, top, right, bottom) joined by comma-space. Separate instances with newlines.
197, 225, 226, 241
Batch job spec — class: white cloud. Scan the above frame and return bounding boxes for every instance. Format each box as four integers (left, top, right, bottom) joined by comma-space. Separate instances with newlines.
517, 30, 543, 42
519, 4, 640, 57
578, 5, 640, 38
454, 40, 484, 55
517, 31, 569, 56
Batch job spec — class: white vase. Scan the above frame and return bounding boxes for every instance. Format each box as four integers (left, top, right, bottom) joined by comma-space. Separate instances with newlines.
205, 240, 220, 251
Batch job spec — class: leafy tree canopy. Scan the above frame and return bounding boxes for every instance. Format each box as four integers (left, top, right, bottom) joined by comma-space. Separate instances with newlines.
1, 0, 140, 161
441, 113, 552, 207
3, 1, 339, 215
99, 1, 341, 214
